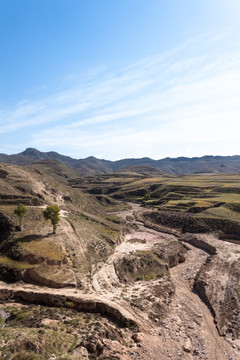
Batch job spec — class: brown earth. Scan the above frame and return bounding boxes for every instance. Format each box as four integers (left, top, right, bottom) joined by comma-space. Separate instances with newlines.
0, 202, 240, 359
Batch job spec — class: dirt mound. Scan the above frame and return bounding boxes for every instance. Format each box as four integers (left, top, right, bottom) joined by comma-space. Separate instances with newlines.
153, 241, 186, 267
114, 241, 186, 284
115, 250, 169, 283
20, 266, 77, 288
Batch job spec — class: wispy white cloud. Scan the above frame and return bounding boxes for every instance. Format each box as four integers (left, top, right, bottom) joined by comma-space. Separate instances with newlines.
1, 33, 240, 159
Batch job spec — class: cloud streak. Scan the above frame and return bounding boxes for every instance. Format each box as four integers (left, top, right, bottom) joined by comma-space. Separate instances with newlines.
1, 34, 240, 159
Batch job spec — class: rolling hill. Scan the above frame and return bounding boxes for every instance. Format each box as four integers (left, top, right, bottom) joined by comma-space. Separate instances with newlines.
0, 148, 240, 175
0, 157, 240, 359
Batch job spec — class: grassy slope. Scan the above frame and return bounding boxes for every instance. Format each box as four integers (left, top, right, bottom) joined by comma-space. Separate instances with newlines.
0, 304, 128, 359
0, 162, 122, 282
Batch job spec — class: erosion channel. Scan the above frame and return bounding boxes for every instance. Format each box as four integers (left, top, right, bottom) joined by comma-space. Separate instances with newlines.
0, 202, 239, 360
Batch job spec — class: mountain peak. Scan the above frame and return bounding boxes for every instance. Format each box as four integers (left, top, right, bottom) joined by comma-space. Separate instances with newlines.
21, 148, 44, 158
23, 147, 41, 154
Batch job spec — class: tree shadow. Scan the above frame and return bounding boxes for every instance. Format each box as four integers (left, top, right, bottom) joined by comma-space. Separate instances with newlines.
16, 233, 53, 243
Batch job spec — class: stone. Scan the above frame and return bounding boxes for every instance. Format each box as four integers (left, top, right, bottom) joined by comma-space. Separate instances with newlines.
132, 332, 144, 343
48, 355, 57, 360
183, 338, 192, 353
193, 348, 199, 355
72, 346, 89, 358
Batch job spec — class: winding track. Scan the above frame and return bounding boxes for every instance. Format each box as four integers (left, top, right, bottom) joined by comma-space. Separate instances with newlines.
0, 203, 239, 359
89, 203, 239, 359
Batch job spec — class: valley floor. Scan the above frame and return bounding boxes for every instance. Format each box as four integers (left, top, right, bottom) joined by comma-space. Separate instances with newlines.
0, 203, 239, 359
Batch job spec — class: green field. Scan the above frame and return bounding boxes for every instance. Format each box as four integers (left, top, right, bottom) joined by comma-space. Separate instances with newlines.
74, 172, 240, 238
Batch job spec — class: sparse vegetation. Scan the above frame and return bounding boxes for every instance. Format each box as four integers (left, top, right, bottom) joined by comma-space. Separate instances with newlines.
224, 202, 240, 213
0, 304, 129, 359
43, 205, 60, 233
0, 159, 240, 358
144, 192, 150, 201
14, 204, 27, 229
115, 250, 169, 283
17, 238, 65, 262
9, 352, 43, 360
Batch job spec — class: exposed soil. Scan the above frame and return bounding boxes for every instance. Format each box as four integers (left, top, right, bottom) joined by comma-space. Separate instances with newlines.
0, 202, 239, 359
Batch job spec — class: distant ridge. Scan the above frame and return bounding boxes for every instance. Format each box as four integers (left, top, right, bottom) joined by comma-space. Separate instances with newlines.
0, 148, 240, 175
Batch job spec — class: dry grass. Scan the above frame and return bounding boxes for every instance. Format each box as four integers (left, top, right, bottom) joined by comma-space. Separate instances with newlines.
17, 237, 65, 261
0, 256, 33, 270
0, 304, 127, 359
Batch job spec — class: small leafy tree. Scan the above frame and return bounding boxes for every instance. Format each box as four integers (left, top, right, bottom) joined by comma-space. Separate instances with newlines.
43, 205, 60, 234
144, 193, 150, 201
14, 204, 27, 230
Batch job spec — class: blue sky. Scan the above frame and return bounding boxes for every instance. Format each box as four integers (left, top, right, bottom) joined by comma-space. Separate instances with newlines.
0, 0, 239, 160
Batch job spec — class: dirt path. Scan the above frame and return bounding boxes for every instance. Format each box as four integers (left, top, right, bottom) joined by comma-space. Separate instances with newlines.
55, 204, 240, 359
104, 203, 239, 359
168, 245, 235, 359
91, 203, 180, 328
125, 245, 238, 360
0, 202, 239, 359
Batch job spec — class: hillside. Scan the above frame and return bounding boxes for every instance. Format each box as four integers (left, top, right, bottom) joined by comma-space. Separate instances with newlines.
0, 162, 239, 359
1, 148, 240, 175
70, 171, 240, 239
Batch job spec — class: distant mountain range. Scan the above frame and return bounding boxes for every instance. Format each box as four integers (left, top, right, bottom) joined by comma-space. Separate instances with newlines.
0, 148, 240, 176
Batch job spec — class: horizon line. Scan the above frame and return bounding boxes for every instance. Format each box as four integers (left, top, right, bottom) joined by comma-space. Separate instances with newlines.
0, 147, 239, 162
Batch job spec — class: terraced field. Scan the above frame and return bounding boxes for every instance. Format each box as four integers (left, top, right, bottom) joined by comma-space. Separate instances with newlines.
0, 162, 239, 359
71, 172, 240, 240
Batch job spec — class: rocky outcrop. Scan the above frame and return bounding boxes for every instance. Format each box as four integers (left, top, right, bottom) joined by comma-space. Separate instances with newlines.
0, 288, 138, 329
153, 241, 187, 268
